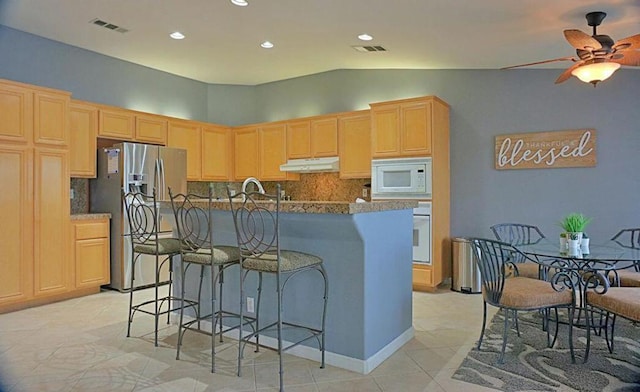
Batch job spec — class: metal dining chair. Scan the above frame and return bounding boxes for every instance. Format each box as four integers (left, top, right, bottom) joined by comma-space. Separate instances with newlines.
609, 228, 640, 287
471, 238, 575, 363
123, 189, 182, 346
169, 185, 245, 373
490, 223, 546, 279
227, 184, 328, 392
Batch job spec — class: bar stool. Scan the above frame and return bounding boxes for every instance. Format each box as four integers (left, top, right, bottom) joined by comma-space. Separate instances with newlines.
123, 189, 182, 346
227, 184, 328, 392
169, 185, 247, 373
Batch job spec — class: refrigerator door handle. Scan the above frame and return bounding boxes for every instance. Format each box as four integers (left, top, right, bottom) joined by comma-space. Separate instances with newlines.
159, 158, 166, 200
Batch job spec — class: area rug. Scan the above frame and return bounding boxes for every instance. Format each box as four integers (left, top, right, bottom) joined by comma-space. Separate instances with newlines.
453, 311, 640, 391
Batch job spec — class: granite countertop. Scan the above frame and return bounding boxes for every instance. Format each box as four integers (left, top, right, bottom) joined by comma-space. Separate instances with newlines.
70, 213, 112, 220
159, 199, 417, 214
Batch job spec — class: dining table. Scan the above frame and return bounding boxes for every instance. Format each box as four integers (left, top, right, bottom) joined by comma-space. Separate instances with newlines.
515, 239, 640, 324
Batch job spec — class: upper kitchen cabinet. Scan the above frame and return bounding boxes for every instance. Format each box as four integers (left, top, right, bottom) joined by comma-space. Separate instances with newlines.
202, 124, 233, 181
0, 81, 33, 144
287, 116, 338, 159
69, 100, 98, 178
135, 113, 167, 145
168, 120, 202, 181
233, 126, 259, 180
260, 123, 298, 181
338, 111, 371, 179
370, 96, 449, 158
98, 106, 135, 140
33, 89, 70, 147
0, 79, 69, 147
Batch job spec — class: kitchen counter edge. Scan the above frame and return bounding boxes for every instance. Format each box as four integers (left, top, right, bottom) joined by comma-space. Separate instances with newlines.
71, 213, 112, 220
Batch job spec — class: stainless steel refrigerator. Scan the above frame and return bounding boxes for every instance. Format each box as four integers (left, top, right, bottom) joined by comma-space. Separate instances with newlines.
90, 142, 187, 291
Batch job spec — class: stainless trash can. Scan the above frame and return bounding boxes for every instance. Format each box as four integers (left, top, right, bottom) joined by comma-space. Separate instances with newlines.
451, 237, 481, 294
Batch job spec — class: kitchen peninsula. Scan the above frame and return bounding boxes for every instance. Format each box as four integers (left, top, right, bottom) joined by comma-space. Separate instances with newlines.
164, 199, 417, 374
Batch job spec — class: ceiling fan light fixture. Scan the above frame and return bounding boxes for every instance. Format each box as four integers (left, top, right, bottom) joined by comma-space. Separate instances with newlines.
571, 61, 620, 86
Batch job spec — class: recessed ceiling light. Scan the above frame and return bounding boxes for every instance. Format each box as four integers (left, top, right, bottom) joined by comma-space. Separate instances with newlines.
231, 0, 248, 6
358, 34, 373, 41
261, 41, 274, 49
170, 31, 185, 40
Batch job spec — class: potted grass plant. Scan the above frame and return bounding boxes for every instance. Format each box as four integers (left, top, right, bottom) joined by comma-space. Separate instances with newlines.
559, 213, 592, 254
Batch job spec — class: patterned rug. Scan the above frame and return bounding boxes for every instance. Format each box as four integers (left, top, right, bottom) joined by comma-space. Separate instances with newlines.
453, 310, 640, 391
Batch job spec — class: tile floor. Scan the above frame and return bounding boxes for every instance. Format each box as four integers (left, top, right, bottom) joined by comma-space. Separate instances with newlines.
0, 287, 500, 392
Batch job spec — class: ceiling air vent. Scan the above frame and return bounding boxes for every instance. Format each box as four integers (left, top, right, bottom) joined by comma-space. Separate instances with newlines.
89, 18, 129, 33
352, 45, 387, 52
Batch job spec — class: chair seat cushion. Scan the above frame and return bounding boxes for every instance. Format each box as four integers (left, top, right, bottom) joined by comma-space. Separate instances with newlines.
182, 245, 240, 265
134, 238, 182, 255
611, 269, 640, 287
244, 250, 322, 272
587, 288, 640, 322
498, 277, 573, 309
512, 262, 540, 279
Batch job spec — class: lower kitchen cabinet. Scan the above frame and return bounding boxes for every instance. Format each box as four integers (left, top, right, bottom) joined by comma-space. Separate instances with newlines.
72, 218, 110, 288
412, 264, 433, 291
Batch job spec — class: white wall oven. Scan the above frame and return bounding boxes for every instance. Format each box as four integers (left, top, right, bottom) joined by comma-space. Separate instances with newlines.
371, 157, 432, 199
413, 202, 432, 264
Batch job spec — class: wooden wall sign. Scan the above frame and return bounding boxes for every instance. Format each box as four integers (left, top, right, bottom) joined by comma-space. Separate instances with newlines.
495, 129, 596, 170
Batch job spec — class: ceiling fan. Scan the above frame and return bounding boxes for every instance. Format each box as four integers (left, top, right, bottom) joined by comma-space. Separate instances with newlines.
503, 11, 640, 86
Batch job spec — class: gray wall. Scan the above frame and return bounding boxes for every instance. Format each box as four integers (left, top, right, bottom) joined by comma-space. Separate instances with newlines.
2, 25, 639, 244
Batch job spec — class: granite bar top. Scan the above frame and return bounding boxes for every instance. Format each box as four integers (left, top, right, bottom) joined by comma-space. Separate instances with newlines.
160, 200, 417, 215
70, 213, 112, 220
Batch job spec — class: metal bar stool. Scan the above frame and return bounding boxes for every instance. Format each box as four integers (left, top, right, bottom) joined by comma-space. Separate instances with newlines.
123, 189, 182, 346
169, 185, 251, 373
227, 184, 328, 392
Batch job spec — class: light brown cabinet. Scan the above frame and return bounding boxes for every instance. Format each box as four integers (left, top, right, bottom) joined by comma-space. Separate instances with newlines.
287, 116, 338, 159
338, 111, 371, 179
72, 218, 110, 288
234, 126, 259, 180
69, 101, 98, 177
0, 79, 71, 312
202, 124, 233, 181
98, 107, 135, 140
260, 124, 288, 180
370, 97, 443, 158
135, 114, 167, 145
168, 120, 202, 181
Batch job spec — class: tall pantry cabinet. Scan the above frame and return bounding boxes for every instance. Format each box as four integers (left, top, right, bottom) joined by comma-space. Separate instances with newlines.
0, 79, 71, 310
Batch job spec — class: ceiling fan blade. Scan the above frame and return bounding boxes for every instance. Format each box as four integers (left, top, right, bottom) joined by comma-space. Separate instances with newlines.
612, 50, 640, 66
501, 56, 576, 70
555, 62, 584, 84
564, 29, 602, 50
614, 34, 640, 51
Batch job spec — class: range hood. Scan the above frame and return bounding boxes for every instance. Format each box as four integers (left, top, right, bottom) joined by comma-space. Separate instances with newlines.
279, 157, 339, 173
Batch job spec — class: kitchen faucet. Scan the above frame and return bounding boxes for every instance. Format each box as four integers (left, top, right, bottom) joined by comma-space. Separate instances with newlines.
241, 177, 265, 201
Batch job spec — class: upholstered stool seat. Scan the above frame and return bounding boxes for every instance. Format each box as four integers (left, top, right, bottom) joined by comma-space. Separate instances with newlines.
244, 250, 323, 272
182, 245, 240, 265
134, 238, 183, 255
587, 288, 640, 322
500, 277, 573, 309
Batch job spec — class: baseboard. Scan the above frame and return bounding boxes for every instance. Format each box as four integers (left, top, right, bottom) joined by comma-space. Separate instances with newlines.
173, 314, 414, 374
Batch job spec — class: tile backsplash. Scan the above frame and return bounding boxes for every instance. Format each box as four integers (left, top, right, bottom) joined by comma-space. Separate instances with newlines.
76, 173, 370, 215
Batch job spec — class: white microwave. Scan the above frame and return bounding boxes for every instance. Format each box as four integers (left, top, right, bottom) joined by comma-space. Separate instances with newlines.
371, 157, 432, 199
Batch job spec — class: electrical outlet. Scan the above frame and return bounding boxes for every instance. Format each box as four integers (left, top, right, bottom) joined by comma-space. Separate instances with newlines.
362, 188, 368, 198
246, 296, 255, 313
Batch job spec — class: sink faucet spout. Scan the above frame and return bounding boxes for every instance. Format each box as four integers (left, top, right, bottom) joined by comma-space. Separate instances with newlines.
241, 177, 265, 201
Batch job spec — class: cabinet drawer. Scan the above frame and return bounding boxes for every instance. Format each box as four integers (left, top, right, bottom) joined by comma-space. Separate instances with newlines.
413, 266, 433, 286
75, 222, 108, 240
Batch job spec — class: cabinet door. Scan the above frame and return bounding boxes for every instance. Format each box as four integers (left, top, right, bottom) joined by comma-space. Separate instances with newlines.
339, 113, 371, 179
33, 148, 70, 297
168, 121, 202, 181
202, 125, 232, 181
98, 108, 135, 140
34, 90, 70, 146
0, 82, 33, 144
401, 101, 432, 156
287, 121, 311, 159
0, 145, 33, 305
69, 102, 98, 177
136, 114, 167, 145
371, 104, 400, 157
260, 124, 287, 180
311, 117, 338, 157
74, 219, 110, 288
234, 127, 259, 180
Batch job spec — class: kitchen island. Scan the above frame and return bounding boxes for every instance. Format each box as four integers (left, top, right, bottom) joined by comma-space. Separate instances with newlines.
164, 199, 417, 374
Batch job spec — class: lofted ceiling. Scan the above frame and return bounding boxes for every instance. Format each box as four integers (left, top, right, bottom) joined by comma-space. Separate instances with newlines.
1, 0, 639, 85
